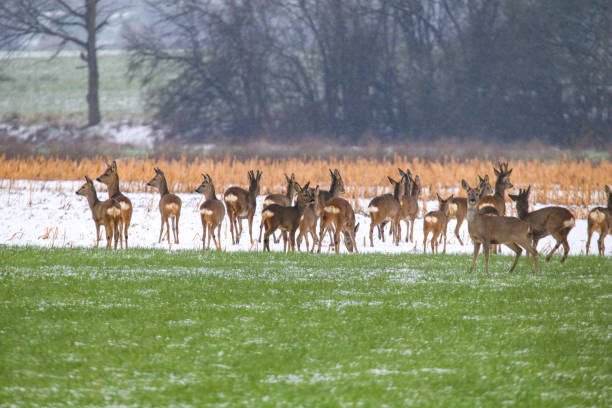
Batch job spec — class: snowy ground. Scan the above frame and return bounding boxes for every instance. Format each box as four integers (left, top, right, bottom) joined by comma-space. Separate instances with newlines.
1, 179, 610, 256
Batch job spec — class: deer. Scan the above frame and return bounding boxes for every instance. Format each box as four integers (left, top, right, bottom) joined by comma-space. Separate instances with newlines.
397, 169, 421, 242
146, 167, 182, 247
462, 179, 538, 273
423, 194, 453, 254
258, 173, 296, 243
296, 185, 320, 252
586, 185, 612, 255
261, 182, 315, 252
96, 160, 132, 248
317, 197, 360, 254
447, 175, 494, 245
478, 161, 513, 216
508, 186, 575, 262
76, 176, 121, 249
224, 170, 262, 245
367, 176, 405, 246
195, 173, 226, 251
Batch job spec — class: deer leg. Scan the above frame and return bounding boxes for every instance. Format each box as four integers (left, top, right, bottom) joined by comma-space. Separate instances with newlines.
506, 242, 523, 272
317, 221, 328, 253
289, 229, 297, 251
334, 228, 341, 254
113, 220, 119, 249
202, 223, 207, 250
105, 225, 113, 249
443, 229, 447, 254
483, 241, 491, 274
158, 216, 165, 243
95, 223, 101, 248
351, 229, 359, 253
369, 222, 375, 247
263, 224, 272, 252
409, 217, 415, 243
248, 214, 255, 245
560, 236, 570, 263
598, 234, 605, 256
454, 216, 464, 245
174, 214, 180, 244
258, 220, 264, 243
585, 223, 594, 255
470, 242, 481, 272
546, 236, 563, 262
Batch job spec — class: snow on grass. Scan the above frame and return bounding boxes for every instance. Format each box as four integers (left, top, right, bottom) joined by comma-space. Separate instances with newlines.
0, 179, 610, 256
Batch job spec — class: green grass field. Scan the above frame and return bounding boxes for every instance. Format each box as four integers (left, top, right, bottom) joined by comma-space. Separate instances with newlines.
1, 247, 610, 406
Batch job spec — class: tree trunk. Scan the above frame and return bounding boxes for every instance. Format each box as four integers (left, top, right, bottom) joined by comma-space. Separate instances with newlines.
85, 0, 101, 126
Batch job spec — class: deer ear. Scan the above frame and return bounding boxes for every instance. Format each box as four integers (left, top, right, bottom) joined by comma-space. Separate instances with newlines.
354, 223, 360, 233
387, 176, 396, 185
508, 194, 518, 201
303, 181, 310, 190
605, 185, 611, 194
461, 179, 469, 191
507, 168, 513, 176
85, 175, 92, 183
436, 193, 442, 201
111, 161, 117, 170
493, 167, 500, 176
526, 185, 531, 195
315, 184, 320, 193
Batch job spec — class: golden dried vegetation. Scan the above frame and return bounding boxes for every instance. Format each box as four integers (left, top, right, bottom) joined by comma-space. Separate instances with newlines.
0, 155, 609, 218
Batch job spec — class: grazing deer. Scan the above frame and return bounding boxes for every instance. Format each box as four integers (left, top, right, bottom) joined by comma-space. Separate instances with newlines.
96, 160, 132, 248
317, 197, 360, 254
398, 169, 421, 242
423, 194, 453, 254
224, 170, 262, 245
447, 175, 493, 245
76, 176, 121, 249
258, 173, 296, 243
509, 186, 575, 262
262, 182, 315, 252
586, 185, 612, 255
147, 167, 182, 247
367, 176, 405, 246
296, 185, 320, 252
462, 179, 538, 273
195, 173, 226, 251
479, 161, 513, 215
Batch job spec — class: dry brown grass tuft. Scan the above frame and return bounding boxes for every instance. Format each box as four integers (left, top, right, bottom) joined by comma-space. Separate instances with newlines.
0, 154, 610, 218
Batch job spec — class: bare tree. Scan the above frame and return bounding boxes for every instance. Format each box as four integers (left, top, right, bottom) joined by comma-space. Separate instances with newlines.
0, 0, 119, 126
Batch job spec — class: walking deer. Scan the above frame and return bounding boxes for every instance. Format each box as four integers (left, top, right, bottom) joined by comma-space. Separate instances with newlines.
258, 173, 296, 243
147, 168, 182, 247
317, 197, 359, 254
586, 185, 612, 255
195, 173, 226, 250
224, 170, 262, 245
261, 182, 315, 252
447, 175, 493, 245
462, 179, 538, 273
76, 176, 121, 249
96, 160, 132, 248
423, 194, 453, 254
367, 176, 405, 246
296, 185, 320, 252
509, 186, 575, 262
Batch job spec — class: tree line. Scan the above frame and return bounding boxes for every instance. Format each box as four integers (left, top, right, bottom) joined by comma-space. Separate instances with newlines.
2, 0, 611, 146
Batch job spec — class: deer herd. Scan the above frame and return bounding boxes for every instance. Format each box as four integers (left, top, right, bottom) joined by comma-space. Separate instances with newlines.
75, 160, 611, 271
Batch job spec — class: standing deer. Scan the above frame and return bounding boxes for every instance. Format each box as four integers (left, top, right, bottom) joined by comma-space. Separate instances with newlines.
76, 176, 121, 249
96, 160, 132, 248
317, 197, 360, 254
462, 179, 538, 273
479, 161, 513, 215
586, 185, 612, 255
261, 182, 315, 252
447, 175, 493, 245
423, 194, 453, 254
367, 176, 405, 246
147, 167, 182, 247
394, 169, 421, 242
224, 170, 262, 245
258, 173, 296, 243
195, 173, 226, 251
509, 186, 575, 262
296, 185, 320, 252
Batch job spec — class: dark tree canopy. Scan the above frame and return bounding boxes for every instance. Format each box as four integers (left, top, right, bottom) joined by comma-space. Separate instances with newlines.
127, 0, 612, 146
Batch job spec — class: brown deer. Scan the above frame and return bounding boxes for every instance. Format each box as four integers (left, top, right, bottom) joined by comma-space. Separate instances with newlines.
509, 186, 575, 262
258, 173, 296, 243
447, 175, 494, 245
478, 161, 513, 215
586, 185, 612, 255
262, 182, 315, 252
96, 160, 133, 248
317, 197, 360, 254
462, 179, 538, 273
76, 176, 121, 249
398, 169, 421, 242
147, 167, 182, 247
195, 173, 226, 251
296, 185, 320, 252
423, 194, 453, 254
224, 170, 262, 245
367, 176, 405, 246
